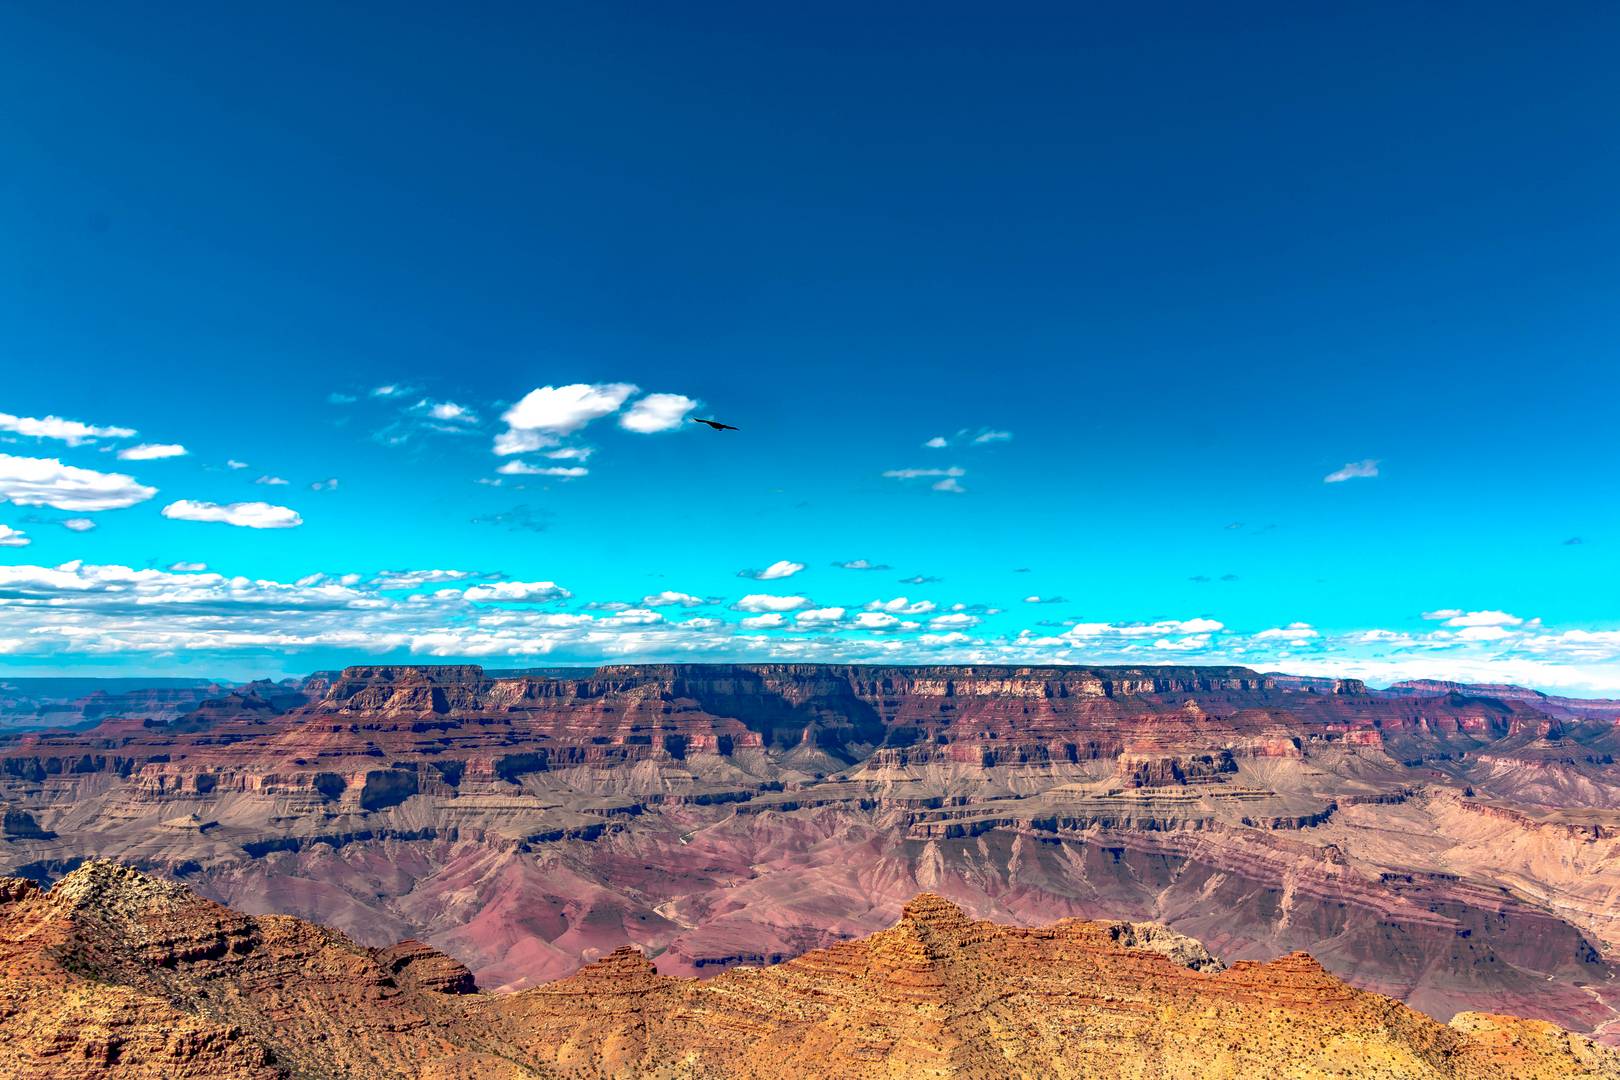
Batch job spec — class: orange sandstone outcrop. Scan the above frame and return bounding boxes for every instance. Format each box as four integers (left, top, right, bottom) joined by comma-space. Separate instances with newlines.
1, 862, 1617, 1079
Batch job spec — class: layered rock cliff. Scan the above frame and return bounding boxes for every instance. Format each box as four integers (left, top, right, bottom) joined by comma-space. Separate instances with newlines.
2, 862, 1616, 1079
2, 663, 1619, 1044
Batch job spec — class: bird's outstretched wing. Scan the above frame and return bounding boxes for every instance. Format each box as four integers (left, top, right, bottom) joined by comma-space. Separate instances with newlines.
692, 418, 740, 431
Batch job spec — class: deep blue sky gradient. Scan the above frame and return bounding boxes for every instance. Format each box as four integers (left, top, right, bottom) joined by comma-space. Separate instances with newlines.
1, 3, 1616, 687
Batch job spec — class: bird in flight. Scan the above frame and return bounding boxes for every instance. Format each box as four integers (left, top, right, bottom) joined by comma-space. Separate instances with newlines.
691, 418, 739, 431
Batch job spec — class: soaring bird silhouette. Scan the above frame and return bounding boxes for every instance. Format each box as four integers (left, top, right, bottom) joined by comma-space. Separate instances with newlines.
691, 418, 739, 431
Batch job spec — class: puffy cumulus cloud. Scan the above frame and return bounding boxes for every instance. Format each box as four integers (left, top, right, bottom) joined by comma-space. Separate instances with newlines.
1324, 459, 1379, 483
413, 399, 477, 424
620, 393, 698, 433
923, 436, 948, 449
641, 591, 705, 608
2, 564, 1617, 692
463, 580, 572, 603
496, 383, 636, 454
60, 518, 96, 532
0, 412, 136, 446
496, 462, 588, 478
0, 454, 157, 511
161, 500, 302, 529
1254, 622, 1319, 641
0, 525, 28, 547
795, 606, 847, 627
866, 597, 935, 615
117, 443, 187, 461
733, 594, 812, 613
738, 560, 804, 581
835, 559, 891, 571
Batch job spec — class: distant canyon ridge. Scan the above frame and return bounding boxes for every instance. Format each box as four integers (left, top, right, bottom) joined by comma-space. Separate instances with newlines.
3, 663, 1620, 1043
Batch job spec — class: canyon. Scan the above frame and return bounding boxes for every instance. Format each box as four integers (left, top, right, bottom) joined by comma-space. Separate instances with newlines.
2, 663, 1620, 1048
3, 860, 1616, 1078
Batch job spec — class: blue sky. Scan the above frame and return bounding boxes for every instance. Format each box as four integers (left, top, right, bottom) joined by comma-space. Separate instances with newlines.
2, 3, 1617, 690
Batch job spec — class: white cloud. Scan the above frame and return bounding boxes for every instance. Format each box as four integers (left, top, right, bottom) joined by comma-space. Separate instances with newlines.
60, 518, 96, 532
853, 611, 901, 629
463, 580, 572, 603
372, 569, 480, 590
0, 412, 136, 446
928, 613, 980, 630
835, 559, 890, 571
226, 459, 250, 470
620, 393, 698, 433
1324, 459, 1379, 483
1422, 609, 1464, 621
1023, 595, 1067, 604
796, 606, 847, 627
545, 446, 594, 461
0, 454, 157, 511
932, 477, 966, 493
740, 613, 787, 630
733, 594, 812, 613
496, 383, 637, 454
0, 525, 28, 547
415, 399, 476, 423
117, 443, 187, 461
168, 561, 208, 572
1254, 622, 1319, 641
865, 597, 935, 615
309, 478, 339, 491
923, 436, 948, 449
256, 475, 289, 486
160, 500, 302, 529
884, 467, 963, 480
973, 429, 1011, 444
1064, 617, 1224, 639
739, 560, 804, 581
1436, 610, 1524, 629
641, 590, 705, 608
371, 384, 411, 398
496, 462, 588, 478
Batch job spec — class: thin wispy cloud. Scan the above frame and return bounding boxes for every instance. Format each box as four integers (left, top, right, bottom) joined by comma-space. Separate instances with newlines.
835, 559, 891, 571
1324, 459, 1379, 483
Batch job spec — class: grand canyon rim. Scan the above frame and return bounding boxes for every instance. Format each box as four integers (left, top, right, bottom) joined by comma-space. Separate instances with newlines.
5, 3, 1618, 1077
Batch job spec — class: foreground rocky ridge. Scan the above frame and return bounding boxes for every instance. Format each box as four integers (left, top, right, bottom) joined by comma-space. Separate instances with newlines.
2, 861, 1616, 1079
3, 663, 1620, 1042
